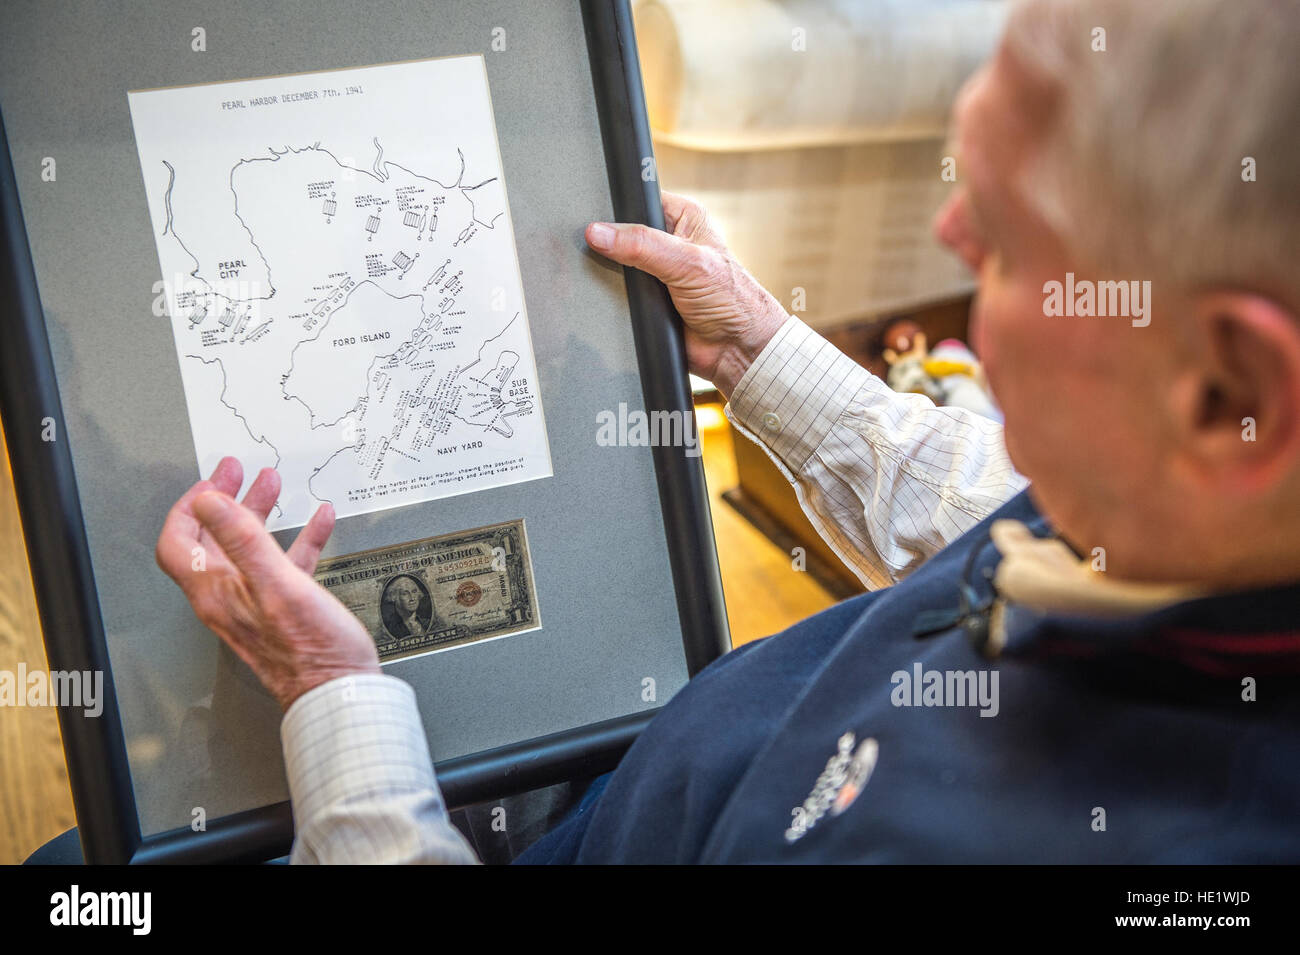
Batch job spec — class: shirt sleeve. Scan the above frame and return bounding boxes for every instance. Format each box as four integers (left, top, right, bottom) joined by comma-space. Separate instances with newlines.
281, 672, 480, 865
725, 316, 1027, 589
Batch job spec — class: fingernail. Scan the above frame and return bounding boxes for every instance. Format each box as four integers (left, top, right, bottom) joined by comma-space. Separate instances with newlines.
193, 491, 231, 522
587, 222, 615, 251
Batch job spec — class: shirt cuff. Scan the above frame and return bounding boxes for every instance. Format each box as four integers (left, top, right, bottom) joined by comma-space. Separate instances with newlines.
726, 315, 876, 472
281, 672, 442, 837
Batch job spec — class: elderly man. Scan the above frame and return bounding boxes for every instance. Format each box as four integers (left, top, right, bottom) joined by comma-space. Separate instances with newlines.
156, 0, 1300, 863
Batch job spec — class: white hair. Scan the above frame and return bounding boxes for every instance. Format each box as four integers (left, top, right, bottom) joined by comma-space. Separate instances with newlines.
1003, 0, 1299, 308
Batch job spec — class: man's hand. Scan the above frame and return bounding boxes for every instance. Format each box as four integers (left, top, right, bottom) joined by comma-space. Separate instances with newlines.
155, 456, 380, 711
585, 191, 789, 397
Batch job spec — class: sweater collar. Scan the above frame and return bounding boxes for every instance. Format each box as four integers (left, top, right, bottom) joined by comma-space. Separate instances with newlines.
978, 515, 1300, 675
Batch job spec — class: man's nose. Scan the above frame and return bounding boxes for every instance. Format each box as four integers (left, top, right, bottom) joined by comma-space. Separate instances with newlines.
933, 190, 984, 273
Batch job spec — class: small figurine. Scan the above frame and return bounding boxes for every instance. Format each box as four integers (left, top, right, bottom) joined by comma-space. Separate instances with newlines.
881, 320, 1001, 421
881, 320, 943, 403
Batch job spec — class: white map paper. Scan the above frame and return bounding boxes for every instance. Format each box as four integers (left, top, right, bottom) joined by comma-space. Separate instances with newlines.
128, 56, 552, 530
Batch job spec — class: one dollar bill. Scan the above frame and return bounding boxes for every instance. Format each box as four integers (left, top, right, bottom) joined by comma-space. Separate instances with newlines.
313, 519, 540, 663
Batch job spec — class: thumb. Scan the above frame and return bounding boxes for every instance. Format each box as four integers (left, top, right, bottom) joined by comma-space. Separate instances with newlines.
586, 221, 714, 286
193, 490, 290, 584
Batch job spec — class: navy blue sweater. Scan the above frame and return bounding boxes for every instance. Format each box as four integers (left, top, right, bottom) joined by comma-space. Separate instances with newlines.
519, 491, 1300, 863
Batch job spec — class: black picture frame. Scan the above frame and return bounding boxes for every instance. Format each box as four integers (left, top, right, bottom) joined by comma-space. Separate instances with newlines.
0, 0, 729, 864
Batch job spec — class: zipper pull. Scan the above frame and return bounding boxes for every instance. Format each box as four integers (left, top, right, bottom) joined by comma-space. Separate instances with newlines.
911, 607, 962, 639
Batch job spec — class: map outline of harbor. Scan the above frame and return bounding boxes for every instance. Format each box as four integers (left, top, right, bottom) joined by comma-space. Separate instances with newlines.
127, 55, 552, 530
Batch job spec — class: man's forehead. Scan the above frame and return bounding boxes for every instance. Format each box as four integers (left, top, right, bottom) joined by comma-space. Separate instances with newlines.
953, 105, 1003, 236
955, 46, 1054, 236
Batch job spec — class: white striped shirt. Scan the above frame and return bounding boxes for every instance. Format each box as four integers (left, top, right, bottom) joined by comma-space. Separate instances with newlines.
726, 315, 1026, 590
280, 315, 1025, 864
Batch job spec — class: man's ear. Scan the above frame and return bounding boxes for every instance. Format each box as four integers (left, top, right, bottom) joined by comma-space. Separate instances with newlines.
1170, 290, 1300, 492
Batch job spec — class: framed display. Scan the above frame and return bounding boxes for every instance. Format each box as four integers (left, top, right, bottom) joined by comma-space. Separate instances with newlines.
0, 0, 729, 864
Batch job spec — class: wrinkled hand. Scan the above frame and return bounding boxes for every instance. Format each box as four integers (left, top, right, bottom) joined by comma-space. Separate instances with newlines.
585, 191, 789, 397
155, 456, 380, 711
